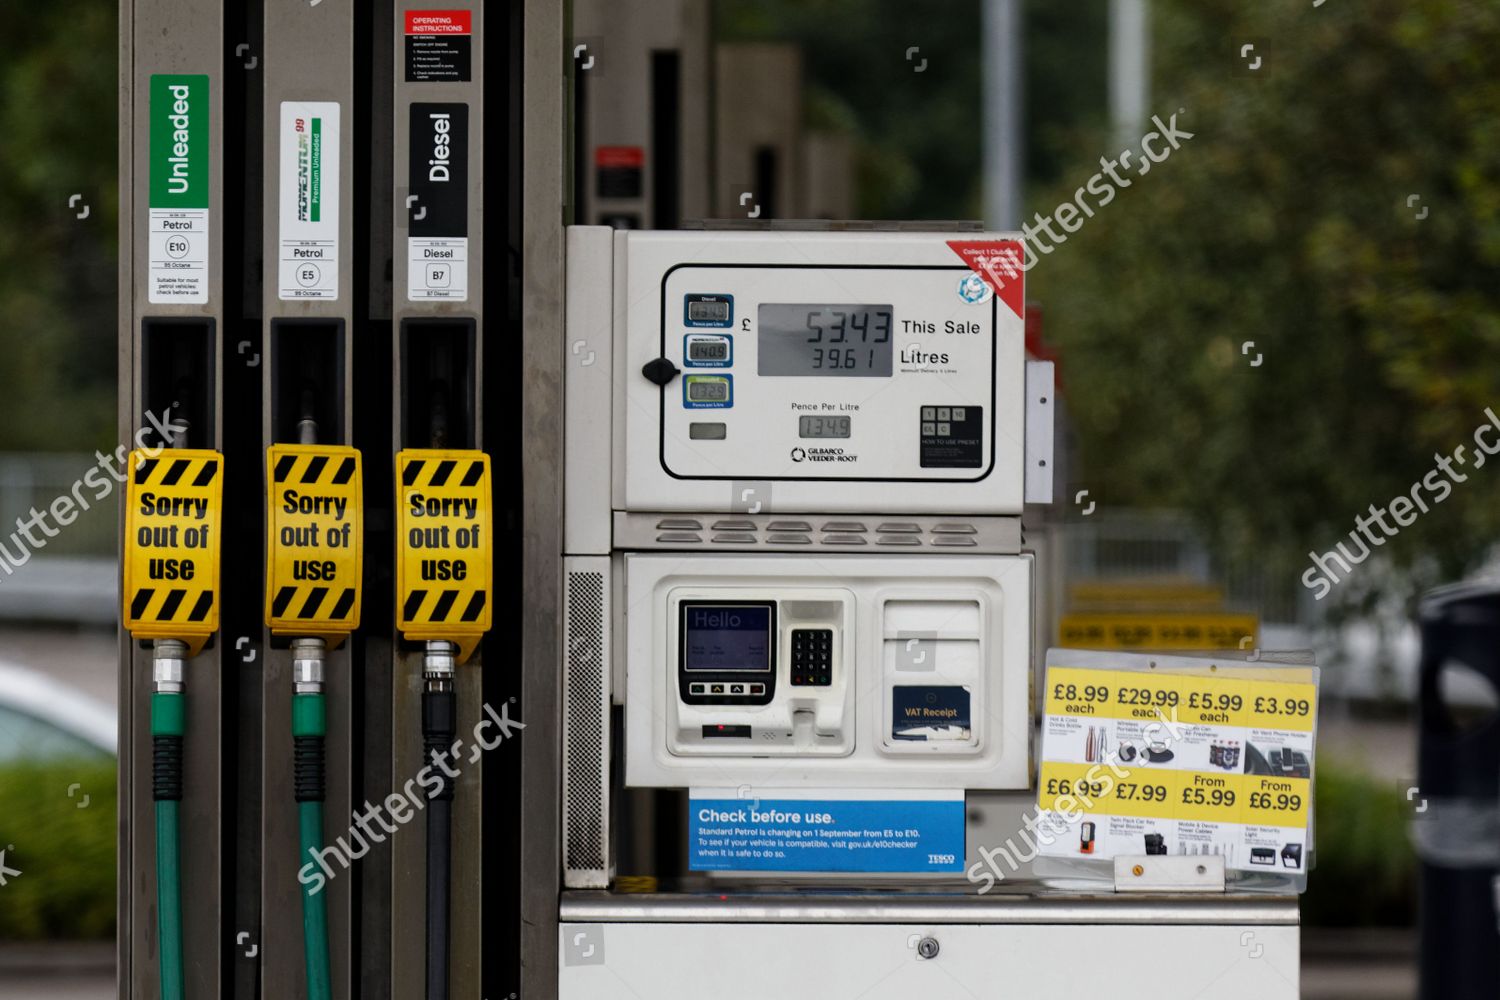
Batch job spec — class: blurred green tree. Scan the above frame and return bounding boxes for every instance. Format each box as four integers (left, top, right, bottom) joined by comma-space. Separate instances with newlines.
0, 0, 118, 452
1031, 0, 1500, 606
716, 0, 1107, 221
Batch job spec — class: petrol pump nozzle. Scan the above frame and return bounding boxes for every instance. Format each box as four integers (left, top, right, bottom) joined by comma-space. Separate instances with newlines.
153, 637, 187, 694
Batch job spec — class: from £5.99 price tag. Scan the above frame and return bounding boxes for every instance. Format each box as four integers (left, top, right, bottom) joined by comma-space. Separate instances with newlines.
123, 449, 223, 654
265, 445, 362, 639
1034, 652, 1317, 877
394, 449, 492, 661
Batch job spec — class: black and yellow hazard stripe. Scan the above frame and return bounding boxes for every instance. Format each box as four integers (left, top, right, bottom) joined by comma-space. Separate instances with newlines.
271, 451, 358, 487
401, 588, 488, 626
270, 584, 359, 623
128, 586, 215, 625
400, 455, 486, 489
134, 454, 220, 487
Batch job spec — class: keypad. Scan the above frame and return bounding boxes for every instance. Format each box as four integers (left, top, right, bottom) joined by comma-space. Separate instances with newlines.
790, 628, 833, 686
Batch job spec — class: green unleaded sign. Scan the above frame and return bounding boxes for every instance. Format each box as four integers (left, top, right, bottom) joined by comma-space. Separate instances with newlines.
150, 75, 208, 208
148, 75, 210, 303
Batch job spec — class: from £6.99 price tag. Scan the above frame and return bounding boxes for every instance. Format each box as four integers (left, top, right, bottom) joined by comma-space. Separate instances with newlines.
265, 445, 362, 639
394, 449, 492, 661
1035, 655, 1317, 876
123, 449, 223, 654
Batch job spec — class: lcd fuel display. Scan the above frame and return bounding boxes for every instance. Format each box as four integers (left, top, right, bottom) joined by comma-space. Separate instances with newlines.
757, 304, 893, 377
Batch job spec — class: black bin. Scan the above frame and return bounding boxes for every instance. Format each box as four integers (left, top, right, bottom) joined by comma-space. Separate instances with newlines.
1416, 584, 1500, 1000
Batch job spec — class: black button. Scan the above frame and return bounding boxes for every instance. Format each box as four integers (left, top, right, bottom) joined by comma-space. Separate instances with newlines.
642, 356, 681, 386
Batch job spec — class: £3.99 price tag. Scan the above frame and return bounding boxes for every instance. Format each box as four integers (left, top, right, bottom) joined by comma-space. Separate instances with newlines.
1036, 652, 1318, 877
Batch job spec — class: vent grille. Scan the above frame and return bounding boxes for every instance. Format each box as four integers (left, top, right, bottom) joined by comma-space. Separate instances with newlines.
563, 568, 609, 885
651, 517, 981, 547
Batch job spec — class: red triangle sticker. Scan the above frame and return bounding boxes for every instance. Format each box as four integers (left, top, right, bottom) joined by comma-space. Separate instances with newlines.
947, 240, 1026, 319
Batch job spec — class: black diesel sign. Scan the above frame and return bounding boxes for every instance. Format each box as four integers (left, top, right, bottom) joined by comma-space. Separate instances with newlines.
409, 103, 468, 238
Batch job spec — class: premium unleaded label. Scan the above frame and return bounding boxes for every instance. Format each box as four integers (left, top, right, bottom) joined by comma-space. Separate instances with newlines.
278, 102, 341, 300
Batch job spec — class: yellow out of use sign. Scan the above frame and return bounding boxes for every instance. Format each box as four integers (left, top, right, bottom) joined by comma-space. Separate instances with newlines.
395, 449, 492, 661
123, 449, 223, 654
265, 444, 362, 639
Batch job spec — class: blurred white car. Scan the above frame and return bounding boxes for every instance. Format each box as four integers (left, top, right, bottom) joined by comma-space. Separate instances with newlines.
0, 662, 116, 762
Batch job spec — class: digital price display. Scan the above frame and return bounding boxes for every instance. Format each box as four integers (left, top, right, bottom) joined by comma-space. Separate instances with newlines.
689, 299, 730, 324
758, 304, 893, 377
689, 340, 729, 362
684, 293, 733, 328
799, 415, 851, 439
687, 379, 729, 402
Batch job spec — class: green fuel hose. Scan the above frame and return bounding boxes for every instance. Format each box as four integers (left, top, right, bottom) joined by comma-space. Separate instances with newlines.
151, 691, 185, 1000
293, 691, 332, 1000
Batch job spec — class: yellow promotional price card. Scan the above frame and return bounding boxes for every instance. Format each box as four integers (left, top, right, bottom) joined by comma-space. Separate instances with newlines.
1035, 650, 1317, 878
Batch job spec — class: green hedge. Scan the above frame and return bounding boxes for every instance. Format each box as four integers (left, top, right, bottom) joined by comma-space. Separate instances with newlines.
0, 758, 1420, 936
1302, 760, 1418, 927
0, 760, 117, 940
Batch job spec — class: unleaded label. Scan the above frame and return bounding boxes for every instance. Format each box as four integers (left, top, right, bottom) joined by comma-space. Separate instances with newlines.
148, 75, 210, 303
278, 102, 341, 300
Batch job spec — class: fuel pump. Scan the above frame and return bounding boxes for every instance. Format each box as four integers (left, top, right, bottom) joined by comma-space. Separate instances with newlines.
395, 438, 493, 1000
560, 227, 1049, 885
265, 409, 362, 1000
123, 438, 224, 1000
550, 227, 1303, 998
